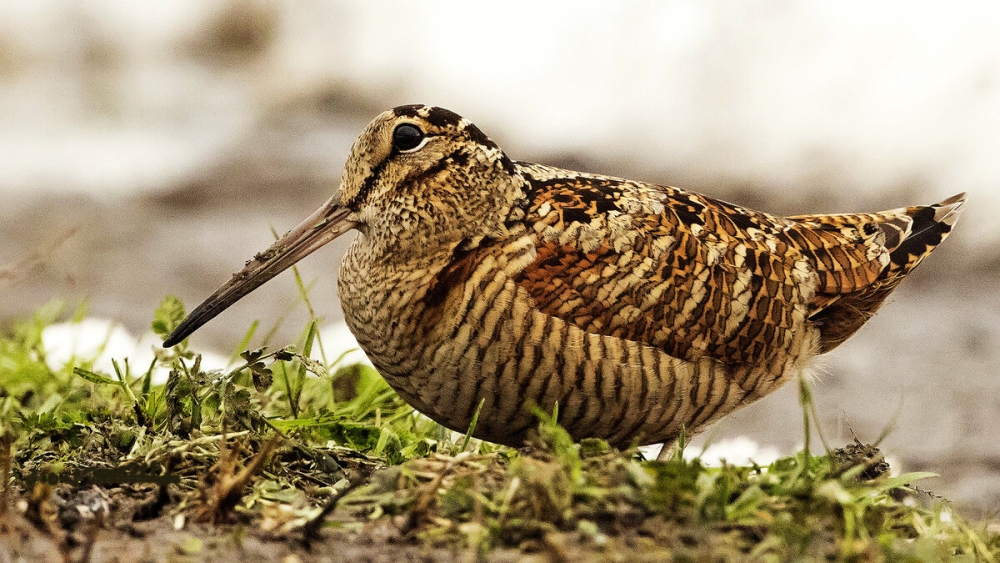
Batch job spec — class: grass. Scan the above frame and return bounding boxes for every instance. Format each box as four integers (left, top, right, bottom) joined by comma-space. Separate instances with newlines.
0, 297, 998, 561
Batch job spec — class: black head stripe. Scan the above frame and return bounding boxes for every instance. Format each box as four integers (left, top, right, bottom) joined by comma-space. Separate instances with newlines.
392, 105, 464, 130
424, 107, 463, 128
348, 159, 388, 209
393, 104, 426, 119
464, 123, 499, 151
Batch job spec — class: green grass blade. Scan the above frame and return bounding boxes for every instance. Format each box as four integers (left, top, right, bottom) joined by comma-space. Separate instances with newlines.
460, 398, 485, 453
229, 319, 259, 367
72, 367, 117, 386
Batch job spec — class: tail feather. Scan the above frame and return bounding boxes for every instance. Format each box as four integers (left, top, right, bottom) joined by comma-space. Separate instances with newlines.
791, 193, 966, 352
883, 192, 965, 277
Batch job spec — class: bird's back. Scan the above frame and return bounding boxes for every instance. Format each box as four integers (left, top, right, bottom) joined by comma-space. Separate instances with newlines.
514, 163, 965, 367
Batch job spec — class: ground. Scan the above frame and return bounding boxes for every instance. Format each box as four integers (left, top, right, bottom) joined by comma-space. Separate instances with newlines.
0, 303, 997, 561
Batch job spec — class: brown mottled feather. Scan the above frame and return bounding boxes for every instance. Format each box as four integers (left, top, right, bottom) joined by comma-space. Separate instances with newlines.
514, 164, 811, 366
796, 195, 964, 350
510, 163, 964, 360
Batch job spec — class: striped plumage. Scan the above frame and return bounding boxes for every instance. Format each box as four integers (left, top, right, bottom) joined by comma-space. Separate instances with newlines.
165, 105, 965, 448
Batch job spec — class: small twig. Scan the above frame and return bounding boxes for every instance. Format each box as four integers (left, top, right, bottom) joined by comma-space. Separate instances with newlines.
193, 434, 282, 524
301, 479, 363, 547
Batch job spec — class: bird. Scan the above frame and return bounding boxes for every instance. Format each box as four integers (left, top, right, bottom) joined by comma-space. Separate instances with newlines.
164, 104, 965, 449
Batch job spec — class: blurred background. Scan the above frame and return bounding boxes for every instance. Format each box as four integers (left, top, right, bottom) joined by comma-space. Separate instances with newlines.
1, 1, 998, 513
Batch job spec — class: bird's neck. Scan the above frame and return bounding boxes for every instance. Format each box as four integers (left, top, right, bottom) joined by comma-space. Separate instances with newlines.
336, 238, 459, 372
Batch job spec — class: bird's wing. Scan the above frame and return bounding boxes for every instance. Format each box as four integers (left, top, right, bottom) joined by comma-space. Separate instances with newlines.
508, 164, 887, 365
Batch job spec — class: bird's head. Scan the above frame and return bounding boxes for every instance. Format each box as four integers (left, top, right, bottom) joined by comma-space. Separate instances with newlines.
163, 105, 525, 346
337, 104, 525, 259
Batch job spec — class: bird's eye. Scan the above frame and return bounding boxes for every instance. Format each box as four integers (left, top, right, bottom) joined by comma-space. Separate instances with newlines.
392, 124, 425, 152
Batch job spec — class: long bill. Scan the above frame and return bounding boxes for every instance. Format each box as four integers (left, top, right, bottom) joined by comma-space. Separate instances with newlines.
163, 195, 356, 347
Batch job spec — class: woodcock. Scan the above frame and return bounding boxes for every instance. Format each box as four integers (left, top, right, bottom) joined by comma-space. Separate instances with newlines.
165, 105, 965, 448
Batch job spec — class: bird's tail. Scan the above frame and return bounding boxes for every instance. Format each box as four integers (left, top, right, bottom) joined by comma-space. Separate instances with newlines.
787, 192, 966, 352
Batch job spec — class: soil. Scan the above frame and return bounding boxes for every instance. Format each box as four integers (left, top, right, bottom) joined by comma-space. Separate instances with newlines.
0, 506, 492, 563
